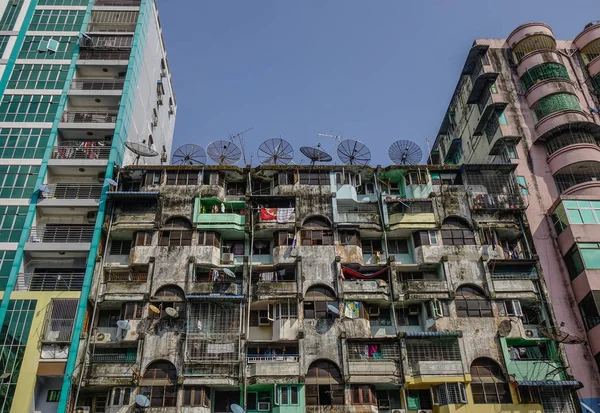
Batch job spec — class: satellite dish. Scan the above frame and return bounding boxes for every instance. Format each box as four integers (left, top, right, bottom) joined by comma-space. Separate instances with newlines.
206, 140, 242, 165
105, 178, 118, 186
165, 307, 179, 318
389, 140, 423, 165
300, 145, 332, 165
116, 320, 131, 330
149, 304, 161, 314
223, 268, 236, 278
231, 403, 245, 413
37, 184, 51, 193
135, 394, 151, 408
337, 139, 371, 166
258, 138, 294, 165
172, 144, 206, 165
498, 320, 512, 337
125, 142, 159, 165
327, 304, 340, 315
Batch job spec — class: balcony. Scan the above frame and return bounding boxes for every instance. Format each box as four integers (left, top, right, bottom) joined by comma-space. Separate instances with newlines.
79, 49, 131, 61
501, 338, 564, 381
347, 341, 400, 381
548, 143, 600, 175
404, 335, 463, 377
15, 272, 84, 291
43, 183, 102, 199
386, 200, 436, 231
51, 142, 110, 161
61, 110, 118, 124
574, 22, 600, 64
26, 226, 94, 253
71, 78, 124, 91
534, 110, 592, 143
193, 198, 245, 231
463, 164, 525, 210
342, 279, 390, 302
507, 23, 556, 62
188, 281, 242, 296
247, 354, 300, 379
94, 0, 141, 5
252, 277, 297, 297
335, 202, 380, 227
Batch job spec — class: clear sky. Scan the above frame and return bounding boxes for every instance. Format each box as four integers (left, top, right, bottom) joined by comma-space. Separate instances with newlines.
157, 0, 597, 166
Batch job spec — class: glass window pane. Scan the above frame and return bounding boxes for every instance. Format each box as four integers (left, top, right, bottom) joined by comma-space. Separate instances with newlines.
581, 209, 597, 224
582, 247, 600, 270
567, 209, 583, 224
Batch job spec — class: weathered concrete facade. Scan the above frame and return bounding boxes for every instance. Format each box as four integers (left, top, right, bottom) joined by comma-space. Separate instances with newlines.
71, 164, 579, 413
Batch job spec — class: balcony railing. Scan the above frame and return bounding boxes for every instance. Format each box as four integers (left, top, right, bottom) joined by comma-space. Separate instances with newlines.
61, 111, 118, 123
87, 22, 137, 32
105, 271, 148, 282
80, 35, 133, 49
584, 316, 600, 331
246, 354, 299, 363
70, 79, 124, 90
91, 353, 137, 364
52, 143, 110, 160
93, 0, 141, 5
79, 50, 131, 60
16, 272, 84, 291
29, 226, 94, 243
42, 183, 103, 199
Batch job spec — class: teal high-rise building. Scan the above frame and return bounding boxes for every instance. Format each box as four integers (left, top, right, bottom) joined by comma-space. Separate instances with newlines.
0, 1, 176, 412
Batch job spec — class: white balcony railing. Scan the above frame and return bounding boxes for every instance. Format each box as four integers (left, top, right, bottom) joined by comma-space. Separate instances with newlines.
29, 226, 94, 243
15, 272, 84, 291
42, 183, 103, 199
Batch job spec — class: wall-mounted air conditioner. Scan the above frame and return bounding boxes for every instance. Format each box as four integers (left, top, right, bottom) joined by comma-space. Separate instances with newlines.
222, 253, 234, 264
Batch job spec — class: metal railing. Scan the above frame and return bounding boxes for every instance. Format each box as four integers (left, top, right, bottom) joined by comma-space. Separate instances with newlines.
80, 35, 133, 49
52, 143, 110, 160
93, 0, 141, 5
42, 183, 103, 199
337, 203, 378, 213
79, 50, 131, 60
70, 79, 124, 90
105, 271, 148, 282
90, 353, 137, 364
584, 316, 600, 331
87, 22, 137, 32
246, 354, 299, 363
16, 272, 84, 291
491, 270, 538, 280
61, 111, 118, 123
29, 226, 94, 243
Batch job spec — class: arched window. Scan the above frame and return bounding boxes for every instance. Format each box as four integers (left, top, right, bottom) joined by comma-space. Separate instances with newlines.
301, 216, 333, 246
306, 360, 344, 406
470, 358, 511, 404
304, 286, 337, 319
141, 360, 177, 407
151, 285, 185, 319
456, 285, 492, 317
442, 217, 476, 245
159, 217, 193, 246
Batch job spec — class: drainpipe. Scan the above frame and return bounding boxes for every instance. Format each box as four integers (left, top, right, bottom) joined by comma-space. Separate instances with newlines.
243, 173, 255, 411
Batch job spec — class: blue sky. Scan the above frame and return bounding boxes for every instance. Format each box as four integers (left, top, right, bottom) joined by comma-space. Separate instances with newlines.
157, 0, 597, 166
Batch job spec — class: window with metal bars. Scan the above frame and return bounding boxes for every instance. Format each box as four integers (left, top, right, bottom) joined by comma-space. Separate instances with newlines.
581, 39, 600, 64
456, 285, 493, 317
110, 239, 131, 255
166, 171, 198, 185
554, 162, 600, 194
512, 35, 556, 61
183, 386, 210, 407
42, 298, 78, 342
436, 383, 467, 405
545, 130, 598, 155
520, 62, 570, 91
470, 358, 511, 404
299, 171, 329, 185
530, 93, 581, 122
351, 385, 377, 405
405, 337, 461, 363
339, 230, 360, 246
348, 341, 399, 361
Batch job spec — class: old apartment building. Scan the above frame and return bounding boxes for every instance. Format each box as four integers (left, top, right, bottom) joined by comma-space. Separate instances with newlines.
63, 163, 583, 413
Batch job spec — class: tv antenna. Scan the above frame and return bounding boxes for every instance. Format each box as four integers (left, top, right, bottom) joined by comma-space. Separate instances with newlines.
300, 144, 332, 165
389, 140, 423, 165
228, 127, 253, 165
124, 141, 159, 165
171, 144, 206, 165
207, 140, 242, 165
258, 137, 294, 165
337, 139, 371, 166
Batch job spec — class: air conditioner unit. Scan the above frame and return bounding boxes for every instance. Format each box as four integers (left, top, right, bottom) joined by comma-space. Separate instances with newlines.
378, 399, 391, 409
408, 305, 420, 316
168, 104, 175, 115
74, 407, 91, 413
160, 152, 168, 163
94, 332, 111, 343
257, 402, 270, 411
222, 253, 234, 264
368, 306, 380, 317
157, 96, 163, 105
524, 328, 539, 339
160, 68, 167, 77
151, 118, 158, 127
86, 211, 97, 222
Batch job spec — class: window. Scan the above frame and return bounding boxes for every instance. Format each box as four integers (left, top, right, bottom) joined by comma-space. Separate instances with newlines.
0, 94, 60, 122
223, 240, 244, 255
135, 231, 154, 246
110, 239, 131, 255
144, 171, 161, 186
46, 390, 60, 402
198, 231, 220, 248
455, 286, 492, 317
299, 171, 329, 185
97, 309, 121, 327
277, 171, 295, 185
412, 230, 438, 247
0, 206, 27, 242
436, 383, 467, 405
304, 286, 337, 319
142, 361, 177, 407
530, 93, 581, 122
498, 111, 508, 125
123, 302, 143, 319
579, 291, 600, 331
19, 36, 77, 59
306, 360, 344, 406
150, 285, 186, 319
301, 217, 333, 246
397, 307, 421, 325
564, 244, 585, 280
470, 358, 511, 404
351, 384, 377, 405
253, 239, 270, 255
361, 239, 382, 254
159, 218, 193, 247
110, 387, 132, 406
0, 128, 50, 158
405, 338, 461, 366
43, 299, 78, 343
441, 218, 476, 246
279, 386, 299, 405
387, 239, 409, 254
29, 10, 85, 31
0, 36, 9, 58
0, 250, 15, 290
520, 62, 570, 91
339, 230, 360, 246
274, 231, 295, 246
183, 386, 210, 407
517, 176, 529, 195
0, 0, 24, 31
166, 171, 198, 185
348, 342, 400, 361
246, 391, 271, 410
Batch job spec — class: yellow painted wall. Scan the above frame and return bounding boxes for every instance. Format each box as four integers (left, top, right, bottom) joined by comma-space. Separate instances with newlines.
389, 213, 436, 230
9, 291, 80, 413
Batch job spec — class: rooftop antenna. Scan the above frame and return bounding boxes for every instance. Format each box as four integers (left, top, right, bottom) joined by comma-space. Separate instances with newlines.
318, 132, 342, 157
389, 140, 423, 165
300, 143, 332, 165
426, 138, 433, 164
171, 144, 206, 165
337, 139, 371, 166
228, 127, 253, 165
206, 140, 242, 165
258, 137, 294, 165
124, 141, 159, 165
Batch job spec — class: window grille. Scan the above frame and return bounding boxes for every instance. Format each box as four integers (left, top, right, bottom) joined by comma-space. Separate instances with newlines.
405, 338, 461, 366
348, 342, 399, 361
546, 130, 598, 155
110, 239, 131, 255
42, 298, 78, 342
436, 383, 467, 405
530, 93, 581, 121
512, 35, 556, 61
554, 162, 600, 194
520, 63, 570, 91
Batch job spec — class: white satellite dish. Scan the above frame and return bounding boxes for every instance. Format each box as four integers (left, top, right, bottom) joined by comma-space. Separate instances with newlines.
135, 394, 150, 408
116, 320, 131, 330
327, 304, 340, 315
231, 404, 245, 413
223, 268, 236, 278
149, 304, 161, 314
165, 307, 179, 318
105, 178, 118, 186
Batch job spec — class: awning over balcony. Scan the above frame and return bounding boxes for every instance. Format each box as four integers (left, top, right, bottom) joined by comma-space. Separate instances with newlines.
402, 331, 463, 338
517, 380, 583, 389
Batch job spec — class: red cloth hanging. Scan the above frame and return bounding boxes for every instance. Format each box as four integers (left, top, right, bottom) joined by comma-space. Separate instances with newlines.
342, 266, 388, 279
260, 207, 277, 221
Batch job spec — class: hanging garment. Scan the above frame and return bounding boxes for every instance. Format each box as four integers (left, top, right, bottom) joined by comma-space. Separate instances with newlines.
260, 207, 277, 221
277, 208, 295, 223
